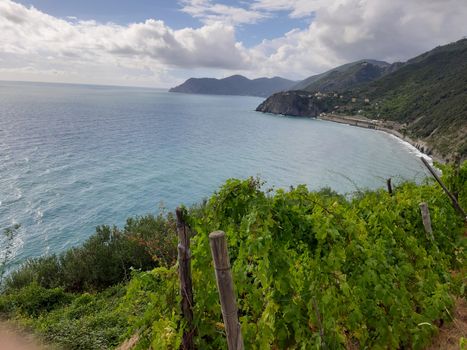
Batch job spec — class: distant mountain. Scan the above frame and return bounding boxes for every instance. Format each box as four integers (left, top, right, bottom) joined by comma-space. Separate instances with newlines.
292, 59, 393, 92
256, 39, 467, 159
169, 75, 296, 97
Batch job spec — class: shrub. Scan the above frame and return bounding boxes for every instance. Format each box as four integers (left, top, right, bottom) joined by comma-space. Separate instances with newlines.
124, 212, 178, 268
0, 224, 21, 287
58, 225, 153, 291
120, 267, 181, 349
0, 282, 72, 317
33, 285, 128, 350
5, 255, 63, 290
4, 213, 178, 293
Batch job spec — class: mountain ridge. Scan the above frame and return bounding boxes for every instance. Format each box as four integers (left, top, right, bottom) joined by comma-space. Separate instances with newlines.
291, 59, 393, 92
169, 75, 296, 97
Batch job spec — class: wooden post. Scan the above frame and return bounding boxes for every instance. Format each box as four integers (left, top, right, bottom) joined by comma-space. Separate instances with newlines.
420, 157, 467, 222
209, 231, 244, 350
176, 208, 194, 350
386, 178, 393, 196
419, 202, 434, 240
312, 298, 327, 350
453, 153, 461, 201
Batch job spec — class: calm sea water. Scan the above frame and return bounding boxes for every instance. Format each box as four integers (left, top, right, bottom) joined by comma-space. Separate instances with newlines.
0, 81, 430, 267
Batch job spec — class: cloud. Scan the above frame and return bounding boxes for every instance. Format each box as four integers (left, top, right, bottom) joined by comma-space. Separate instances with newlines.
0, 1, 249, 69
180, 0, 269, 25
0, 0, 251, 86
251, 0, 321, 18
248, 0, 467, 78
0, 0, 466, 86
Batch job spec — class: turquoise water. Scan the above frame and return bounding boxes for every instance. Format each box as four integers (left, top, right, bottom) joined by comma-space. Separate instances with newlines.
0, 81, 430, 266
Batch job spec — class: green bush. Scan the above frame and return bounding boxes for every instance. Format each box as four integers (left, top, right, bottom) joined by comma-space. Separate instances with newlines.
5, 255, 63, 290
436, 160, 467, 210
0, 282, 72, 317
0, 224, 21, 287
33, 285, 128, 350
124, 212, 177, 268
57, 225, 153, 291
4, 213, 177, 293
120, 267, 182, 349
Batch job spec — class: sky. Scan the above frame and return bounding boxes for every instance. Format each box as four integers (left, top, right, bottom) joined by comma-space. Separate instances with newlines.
1, 0, 466, 88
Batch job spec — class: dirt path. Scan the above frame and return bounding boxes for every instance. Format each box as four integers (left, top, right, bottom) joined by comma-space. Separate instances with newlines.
427, 297, 467, 350
0, 323, 49, 350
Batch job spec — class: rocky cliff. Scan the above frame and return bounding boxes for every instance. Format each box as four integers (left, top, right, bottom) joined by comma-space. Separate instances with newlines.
255, 91, 328, 117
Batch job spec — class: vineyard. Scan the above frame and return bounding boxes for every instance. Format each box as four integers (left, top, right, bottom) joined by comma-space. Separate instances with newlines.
0, 162, 466, 349
124, 162, 466, 349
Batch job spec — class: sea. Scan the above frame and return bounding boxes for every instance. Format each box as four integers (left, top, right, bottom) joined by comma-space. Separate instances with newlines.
0, 81, 431, 268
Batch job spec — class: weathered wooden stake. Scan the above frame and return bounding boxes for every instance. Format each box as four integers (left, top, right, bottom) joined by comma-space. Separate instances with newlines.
312, 298, 327, 350
419, 202, 434, 241
176, 207, 194, 350
386, 178, 393, 196
420, 157, 467, 222
209, 231, 244, 350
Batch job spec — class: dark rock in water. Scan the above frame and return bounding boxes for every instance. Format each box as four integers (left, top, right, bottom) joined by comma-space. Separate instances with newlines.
255, 91, 322, 117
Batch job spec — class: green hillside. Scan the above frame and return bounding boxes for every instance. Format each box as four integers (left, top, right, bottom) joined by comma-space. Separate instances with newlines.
292, 59, 391, 92
354, 39, 467, 158
258, 39, 467, 159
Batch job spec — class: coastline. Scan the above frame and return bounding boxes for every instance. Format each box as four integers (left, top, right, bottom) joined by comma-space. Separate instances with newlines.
318, 114, 445, 164
375, 126, 442, 164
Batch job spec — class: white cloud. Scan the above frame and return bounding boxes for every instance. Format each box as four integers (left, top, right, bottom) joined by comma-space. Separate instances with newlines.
248, 0, 467, 78
0, 0, 466, 86
0, 0, 251, 86
251, 0, 323, 18
180, 0, 268, 25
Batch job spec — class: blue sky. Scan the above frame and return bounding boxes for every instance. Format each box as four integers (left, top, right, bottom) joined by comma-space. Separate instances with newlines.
14, 1, 201, 29
1, 0, 466, 87
13, 0, 311, 47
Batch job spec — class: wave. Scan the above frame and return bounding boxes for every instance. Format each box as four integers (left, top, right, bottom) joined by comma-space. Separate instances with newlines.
2, 187, 23, 205
34, 209, 44, 222
385, 133, 433, 165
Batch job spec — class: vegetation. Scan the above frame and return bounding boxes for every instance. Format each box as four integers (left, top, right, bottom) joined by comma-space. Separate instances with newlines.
259, 38, 467, 158
355, 39, 467, 158
0, 223, 21, 287
292, 59, 391, 93
295, 39, 467, 158
0, 163, 465, 349
4, 213, 177, 292
0, 283, 128, 349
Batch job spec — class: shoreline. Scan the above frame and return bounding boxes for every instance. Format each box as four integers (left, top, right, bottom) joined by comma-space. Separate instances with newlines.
375, 126, 443, 164
318, 114, 445, 164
